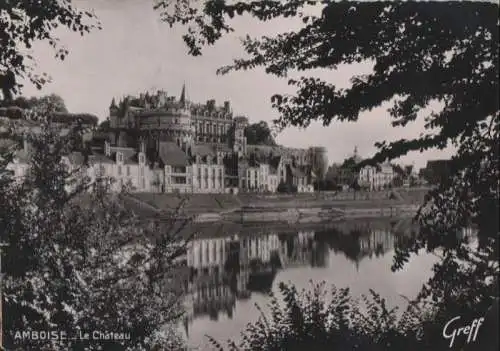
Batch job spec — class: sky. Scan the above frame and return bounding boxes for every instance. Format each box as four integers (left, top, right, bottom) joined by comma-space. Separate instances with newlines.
20, 0, 455, 170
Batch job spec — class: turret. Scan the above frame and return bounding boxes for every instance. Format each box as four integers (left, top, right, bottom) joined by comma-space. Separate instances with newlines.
179, 83, 187, 108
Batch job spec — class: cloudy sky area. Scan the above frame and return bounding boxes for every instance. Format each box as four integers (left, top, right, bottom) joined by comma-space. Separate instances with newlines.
21, 0, 454, 170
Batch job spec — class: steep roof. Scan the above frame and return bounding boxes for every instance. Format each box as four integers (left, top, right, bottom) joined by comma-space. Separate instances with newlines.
158, 142, 190, 166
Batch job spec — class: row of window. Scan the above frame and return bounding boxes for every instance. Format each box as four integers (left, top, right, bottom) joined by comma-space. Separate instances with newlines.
195, 167, 223, 178
95, 164, 145, 178
195, 123, 230, 135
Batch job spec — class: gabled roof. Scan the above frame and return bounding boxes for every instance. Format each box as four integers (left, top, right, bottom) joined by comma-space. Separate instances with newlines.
158, 142, 190, 166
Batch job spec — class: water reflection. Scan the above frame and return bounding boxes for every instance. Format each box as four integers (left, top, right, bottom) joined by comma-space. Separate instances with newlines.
176, 219, 474, 347
179, 219, 409, 322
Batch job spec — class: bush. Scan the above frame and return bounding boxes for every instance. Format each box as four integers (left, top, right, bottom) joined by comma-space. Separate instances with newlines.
207, 282, 429, 351
277, 181, 297, 194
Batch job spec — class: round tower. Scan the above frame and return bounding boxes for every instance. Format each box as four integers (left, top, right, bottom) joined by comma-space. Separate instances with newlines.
309, 146, 328, 180
232, 116, 248, 156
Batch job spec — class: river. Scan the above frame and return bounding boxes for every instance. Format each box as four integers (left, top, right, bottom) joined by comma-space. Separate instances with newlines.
173, 217, 439, 350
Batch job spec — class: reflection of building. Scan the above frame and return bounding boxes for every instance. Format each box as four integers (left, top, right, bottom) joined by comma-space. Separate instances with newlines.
180, 221, 401, 337
278, 231, 316, 268
359, 229, 395, 258
182, 230, 321, 326
315, 219, 397, 266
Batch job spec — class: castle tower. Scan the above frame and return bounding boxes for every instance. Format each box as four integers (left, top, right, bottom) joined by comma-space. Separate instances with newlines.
232, 116, 248, 157
109, 97, 119, 128
308, 146, 328, 180
176, 83, 193, 148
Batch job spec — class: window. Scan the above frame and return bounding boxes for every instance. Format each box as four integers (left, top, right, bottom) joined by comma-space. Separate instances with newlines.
140, 167, 144, 176
139, 154, 145, 164
126, 166, 130, 176
117, 152, 123, 163
117, 166, 122, 176
141, 177, 145, 189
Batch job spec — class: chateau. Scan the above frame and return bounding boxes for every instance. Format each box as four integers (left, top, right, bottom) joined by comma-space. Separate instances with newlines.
86, 86, 328, 194
5, 86, 329, 194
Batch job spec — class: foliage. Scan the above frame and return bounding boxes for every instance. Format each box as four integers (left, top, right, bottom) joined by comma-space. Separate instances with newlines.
392, 175, 403, 188
0, 94, 98, 128
0, 123, 187, 350
0, 94, 70, 114
51, 112, 99, 126
98, 118, 111, 132
206, 281, 430, 351
391, 164, 405, 177
0, 1, 100, 99
276, 181, 297, 194
244, 121, 277, 146
161, 0, 499, 335
313, 179, 337, 191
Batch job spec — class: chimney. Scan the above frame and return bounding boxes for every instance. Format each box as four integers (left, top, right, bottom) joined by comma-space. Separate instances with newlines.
207, 99, 215, 110
224, 101, 230, 112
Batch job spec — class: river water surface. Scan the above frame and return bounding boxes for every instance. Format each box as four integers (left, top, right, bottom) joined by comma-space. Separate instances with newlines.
175, 217, 438, 350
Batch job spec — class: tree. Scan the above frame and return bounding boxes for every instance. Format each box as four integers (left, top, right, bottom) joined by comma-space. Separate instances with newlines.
392, 164, 405, 177
160, 1, 499, 346
404, 165, 414, 178
98, 118, 111, 132
30, 94, 69, 114
0, 1, 100, 100
245, 120, 277, 146
1, 123, 187, 350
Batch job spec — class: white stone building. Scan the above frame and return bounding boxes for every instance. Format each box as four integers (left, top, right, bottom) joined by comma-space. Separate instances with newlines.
358, 162, 395, 191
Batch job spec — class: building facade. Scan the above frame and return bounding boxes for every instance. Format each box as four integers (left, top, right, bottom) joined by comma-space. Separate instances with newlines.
6, 86, 324, 195
358, 163, 395, 191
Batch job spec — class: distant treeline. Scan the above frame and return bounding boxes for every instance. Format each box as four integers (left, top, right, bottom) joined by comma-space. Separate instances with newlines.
0, 95, 98, 126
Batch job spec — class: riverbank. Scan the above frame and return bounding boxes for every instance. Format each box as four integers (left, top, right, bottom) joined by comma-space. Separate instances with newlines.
122, 189, 427, 223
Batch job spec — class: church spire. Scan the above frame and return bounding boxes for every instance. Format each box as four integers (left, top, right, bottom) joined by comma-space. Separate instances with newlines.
110, 97, 117, 108
179, 83, 186, 107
